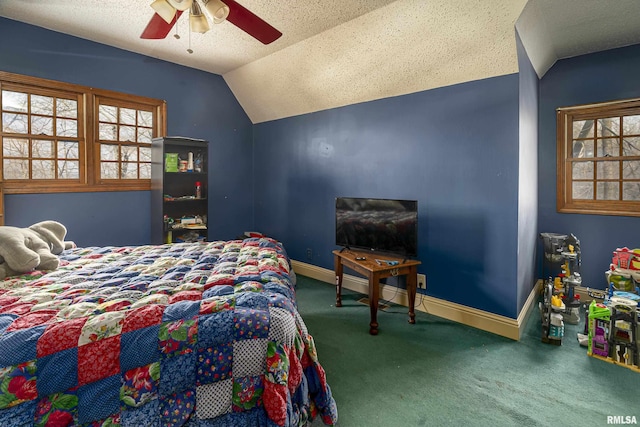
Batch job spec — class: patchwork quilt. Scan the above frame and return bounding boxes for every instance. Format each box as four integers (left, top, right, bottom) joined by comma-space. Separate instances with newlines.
0, 238, 338, 426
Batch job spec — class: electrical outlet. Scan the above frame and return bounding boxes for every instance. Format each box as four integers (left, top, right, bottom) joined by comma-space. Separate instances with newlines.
417, 274, 426, 289
306, 248, 313, 260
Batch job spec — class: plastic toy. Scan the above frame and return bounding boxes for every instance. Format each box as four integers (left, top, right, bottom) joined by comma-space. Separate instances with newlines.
586, 297, 640, 371
592, 326, 609, 357
580, 246, 640, 371
608, 297, 638, 367
606, 247, 640, 294
539, 233, 583, 345
588, 301, 611, 357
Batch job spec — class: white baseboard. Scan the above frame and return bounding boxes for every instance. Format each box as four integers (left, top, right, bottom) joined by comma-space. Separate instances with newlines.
291, 260, 541, 341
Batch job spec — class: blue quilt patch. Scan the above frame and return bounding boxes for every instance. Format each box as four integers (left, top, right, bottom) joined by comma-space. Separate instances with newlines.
162, 300, 201, 322
203, 286, 234, 298
159, 388, 195, 427
0, 325, 46, 367
196, 343, 233, 385
77, 374, 120, 424
236, 292, 270, 311
197, 312, 234, 348
234, 308, 269, 340
159, 353, 196, 396
0, 314, 17, 335
121, 398, 161, 427
0, 400, 35, 426
120, 325, 160, 372
37, 347, 78, 396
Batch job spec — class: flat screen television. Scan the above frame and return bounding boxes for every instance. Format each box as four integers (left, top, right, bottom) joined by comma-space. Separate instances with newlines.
335, 197, 418, 257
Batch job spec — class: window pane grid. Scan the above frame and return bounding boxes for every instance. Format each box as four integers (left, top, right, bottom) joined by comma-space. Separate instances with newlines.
559, 101, 640, 215
2, 136, 80, 180
98, 143, 151, 181
1, 72, 164, 193
2, 86, 82, 182
97, 101, 153, 181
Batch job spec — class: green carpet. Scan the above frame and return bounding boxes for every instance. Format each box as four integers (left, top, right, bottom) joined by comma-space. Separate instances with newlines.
295, 275, 640, 427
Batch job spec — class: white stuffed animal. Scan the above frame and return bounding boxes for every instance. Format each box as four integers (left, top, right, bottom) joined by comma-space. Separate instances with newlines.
0, 221, 76, 280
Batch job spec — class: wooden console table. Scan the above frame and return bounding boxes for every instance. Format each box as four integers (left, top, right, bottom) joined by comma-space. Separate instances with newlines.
333, 249, 421, 335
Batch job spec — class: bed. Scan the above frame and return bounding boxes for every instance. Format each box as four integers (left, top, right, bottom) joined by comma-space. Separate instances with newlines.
0, 237, 338, 427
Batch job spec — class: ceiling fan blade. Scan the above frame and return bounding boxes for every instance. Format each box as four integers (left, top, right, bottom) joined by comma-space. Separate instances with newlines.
224, 0, 282, 45
141, 10, 184, 39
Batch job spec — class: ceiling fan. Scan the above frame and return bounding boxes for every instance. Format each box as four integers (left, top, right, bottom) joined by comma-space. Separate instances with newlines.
141, 0, 282, 45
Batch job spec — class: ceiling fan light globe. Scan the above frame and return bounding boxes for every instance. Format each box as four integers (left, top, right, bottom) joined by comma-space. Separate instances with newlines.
203, 0, 230, 24
190, 15, 210, 33
151, 0, 177, 24
190, 1, 210, 33
167, 0, 193, 11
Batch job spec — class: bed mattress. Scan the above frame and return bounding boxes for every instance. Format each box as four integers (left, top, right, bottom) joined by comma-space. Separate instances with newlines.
0, 238, 337, 426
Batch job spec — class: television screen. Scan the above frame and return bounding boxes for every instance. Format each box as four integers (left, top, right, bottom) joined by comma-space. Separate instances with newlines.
335, 197, 418, 257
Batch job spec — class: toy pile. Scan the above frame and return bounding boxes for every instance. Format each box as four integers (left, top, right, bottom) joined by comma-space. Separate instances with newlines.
585, 247, 640, 372
539, 233, 583, 345
607, 247, 640, 292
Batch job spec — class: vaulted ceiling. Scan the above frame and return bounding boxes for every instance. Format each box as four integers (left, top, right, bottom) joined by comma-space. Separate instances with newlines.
1, 0, 640, 123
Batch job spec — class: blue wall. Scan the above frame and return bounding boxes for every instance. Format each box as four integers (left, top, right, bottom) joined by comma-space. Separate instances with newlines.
5, 192, 150, 247
516, 32, 539, 313
0, 18, 254, 246
538, 43, 640, 290
254, 76, 521, 318
12, 16, 638, 318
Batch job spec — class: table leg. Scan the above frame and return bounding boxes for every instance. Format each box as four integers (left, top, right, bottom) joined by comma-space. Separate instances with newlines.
368, 272, 380, 335
334, 254, 343, 307
407, 267, 417, 324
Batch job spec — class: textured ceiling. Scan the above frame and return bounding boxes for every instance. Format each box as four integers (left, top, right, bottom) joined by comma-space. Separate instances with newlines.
226, 0, 526, 122
515, 0, 640, 78
1, 0, 640, 123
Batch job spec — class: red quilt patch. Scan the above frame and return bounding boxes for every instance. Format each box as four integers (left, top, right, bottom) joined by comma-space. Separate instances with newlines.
37, 317, 88, 357
263, 381, 287, 426
287, 347, 302, 394
0, 301, 35, 315
6, 310, 57, 332
122, 305, 164, 333
77, 335, 121, 385
169, 291, 203, 305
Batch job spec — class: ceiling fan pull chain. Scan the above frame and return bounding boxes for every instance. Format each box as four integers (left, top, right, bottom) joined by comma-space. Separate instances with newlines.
187, 16, 194, 54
